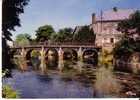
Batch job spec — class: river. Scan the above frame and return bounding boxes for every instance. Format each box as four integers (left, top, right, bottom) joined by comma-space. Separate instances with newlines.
3, 68, 95, 98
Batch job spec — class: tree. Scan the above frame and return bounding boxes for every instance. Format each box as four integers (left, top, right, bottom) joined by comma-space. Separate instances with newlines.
73, 25, 95, 43
15, 33, 31, 46
51, 27, 73, 43
35, 25, 55, 42
117, 10, 140, 39
2, 0, 29, 71
114, 10, 140, 59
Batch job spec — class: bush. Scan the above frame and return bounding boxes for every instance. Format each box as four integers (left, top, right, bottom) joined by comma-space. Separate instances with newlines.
98, 48, 113, 69
31, 50, 40, 58
2, 85, 19, 98
2, 69, 11, 77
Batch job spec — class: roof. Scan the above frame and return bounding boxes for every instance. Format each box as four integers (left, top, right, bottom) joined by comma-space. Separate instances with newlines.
96, 9, 136, 22
73, 26, 83, 34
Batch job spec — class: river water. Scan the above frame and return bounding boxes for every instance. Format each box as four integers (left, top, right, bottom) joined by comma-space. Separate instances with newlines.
3, 69, 95, 98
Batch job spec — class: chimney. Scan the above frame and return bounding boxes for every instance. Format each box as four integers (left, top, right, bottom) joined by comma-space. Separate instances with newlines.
92, 13, 96, 24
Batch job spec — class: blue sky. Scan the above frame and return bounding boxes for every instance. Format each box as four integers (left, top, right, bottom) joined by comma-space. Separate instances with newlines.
12, 0, 140, 39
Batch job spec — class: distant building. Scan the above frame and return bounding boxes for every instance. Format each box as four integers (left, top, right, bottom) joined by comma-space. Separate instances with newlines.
90, 9, 136, 47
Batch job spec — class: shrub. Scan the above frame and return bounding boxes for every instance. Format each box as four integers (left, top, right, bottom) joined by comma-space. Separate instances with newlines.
2, 69, 11, 77
2, 85, 19, 98
98, 48, 113, 69
31, 50, 40, 58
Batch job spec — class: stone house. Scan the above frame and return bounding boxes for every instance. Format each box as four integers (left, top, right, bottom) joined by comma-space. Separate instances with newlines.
90, 9, 135, 47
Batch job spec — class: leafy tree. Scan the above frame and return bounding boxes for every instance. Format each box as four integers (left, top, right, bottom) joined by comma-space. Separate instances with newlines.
15, 33, 31, 46
2, 85, 19, 98
114, 10, 140, 59
117, 10, 140, 38
35, 25, 55, 42
2, 0, 29, 71
51, 27, 73, 43
73, 25, 95, 43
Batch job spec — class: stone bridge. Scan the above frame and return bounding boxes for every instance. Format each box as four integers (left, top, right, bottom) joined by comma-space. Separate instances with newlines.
10, 44, 102, 66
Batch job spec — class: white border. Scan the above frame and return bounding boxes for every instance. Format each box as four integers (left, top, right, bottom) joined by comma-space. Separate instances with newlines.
0, 0, 140, 100
0, 0, 2, 99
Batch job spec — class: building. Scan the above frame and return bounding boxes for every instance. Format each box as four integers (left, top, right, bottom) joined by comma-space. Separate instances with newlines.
90, 9, 136, 47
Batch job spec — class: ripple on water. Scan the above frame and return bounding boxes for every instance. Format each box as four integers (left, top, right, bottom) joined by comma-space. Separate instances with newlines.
3, 69, 94, 98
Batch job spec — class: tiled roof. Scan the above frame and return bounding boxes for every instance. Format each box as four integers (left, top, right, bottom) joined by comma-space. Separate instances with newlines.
73, 26, 82, 34
96, 9, 136, 21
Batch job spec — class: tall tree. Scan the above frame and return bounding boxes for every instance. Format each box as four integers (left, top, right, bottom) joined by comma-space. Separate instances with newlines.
15, 33, 31, 46
117, 10, 140, 39
2, 0, 29, 70
73, 25, 95, 43
35, 25, 55, 42
114, 10, 140, 59
51, 27, 73, 43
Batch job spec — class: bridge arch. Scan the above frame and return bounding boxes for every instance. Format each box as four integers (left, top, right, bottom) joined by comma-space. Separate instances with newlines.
26, 49, 33, 61
26, 49, 41, 69
63, 48, 78, 61
83, 48, 98, 65
45, 48, 58, 69
71, 49, 78, 61
46, 48, 58, 60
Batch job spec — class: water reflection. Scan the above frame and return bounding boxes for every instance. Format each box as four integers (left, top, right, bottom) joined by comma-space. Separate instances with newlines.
7, 48, 103, 98
58, 48, 64, 72
39, 47, 47, 74
3, 69, 94, 98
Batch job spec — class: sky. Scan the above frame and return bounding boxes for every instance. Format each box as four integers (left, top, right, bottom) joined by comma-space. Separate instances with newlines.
12, 0, 140, 39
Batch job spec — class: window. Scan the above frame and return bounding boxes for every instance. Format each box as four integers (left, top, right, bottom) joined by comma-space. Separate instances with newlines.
110, 38, 114, 43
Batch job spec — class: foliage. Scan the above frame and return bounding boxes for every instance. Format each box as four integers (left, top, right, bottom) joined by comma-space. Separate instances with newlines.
114, 10, 140, 59
117, 10, 140, 38
2, 69, 11, 77
51, 27, 73, 43
36, 25, 55, 42
16, 33, 31, 42
114, 37, 140, 59
2, 85, 19, 98
31, 50, 40, 58
99, 48, 113, 69
129, 53, 140, 74
15, 33, 31, 46
2, 0, 29, 71
73, 25, 95, 43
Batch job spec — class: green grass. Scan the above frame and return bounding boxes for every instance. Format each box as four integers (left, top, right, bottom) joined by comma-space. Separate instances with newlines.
2, 85, 19, 98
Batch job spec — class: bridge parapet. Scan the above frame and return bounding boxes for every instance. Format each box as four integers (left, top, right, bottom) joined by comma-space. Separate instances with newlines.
11, 44, 101, 50
13, 42, 97, 47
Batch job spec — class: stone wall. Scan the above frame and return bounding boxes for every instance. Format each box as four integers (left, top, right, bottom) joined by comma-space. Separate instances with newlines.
92, 21, 122, 47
